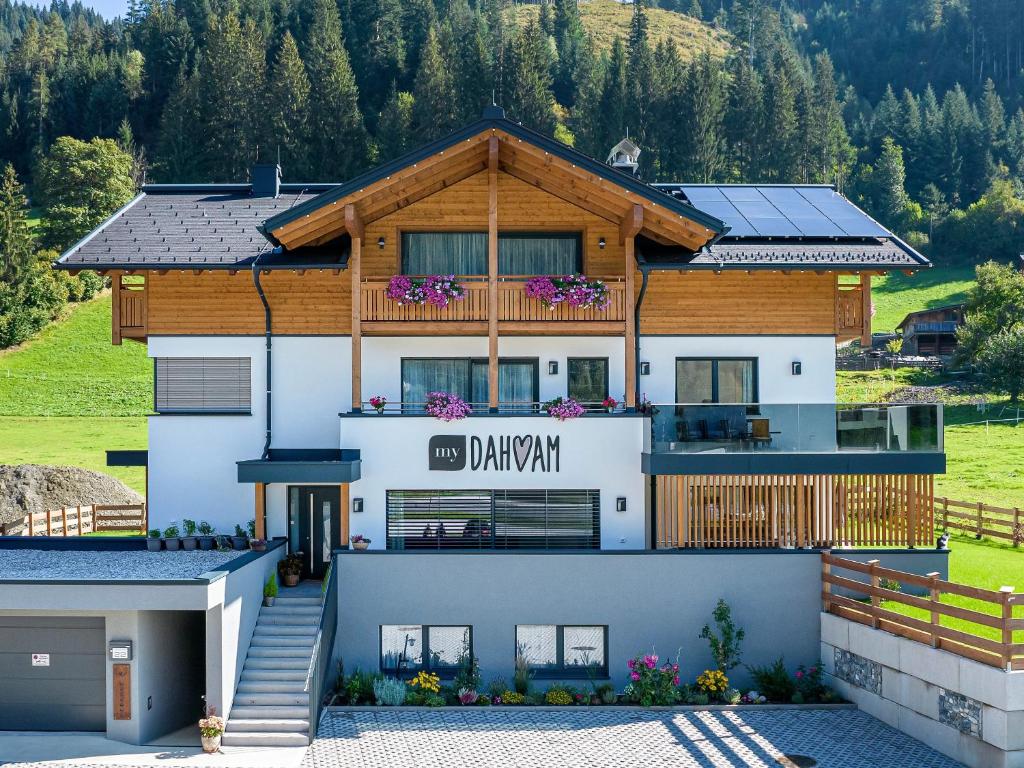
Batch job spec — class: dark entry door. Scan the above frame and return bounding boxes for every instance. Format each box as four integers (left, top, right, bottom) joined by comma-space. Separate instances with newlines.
288, 486, 341, 579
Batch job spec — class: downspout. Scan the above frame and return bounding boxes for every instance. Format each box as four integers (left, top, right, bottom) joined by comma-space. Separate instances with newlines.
252, 254, 272, 460
634, 267, 650, 408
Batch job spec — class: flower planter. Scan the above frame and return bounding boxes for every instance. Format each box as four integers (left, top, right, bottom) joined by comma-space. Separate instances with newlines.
182, 536, 198, 551
282, 573, 300, 587
250, 540, 267, 552
198, 536, 215, 551
352, 540, 370, 551
231, 536, 248, 550
263, 595, 276, 607
146, 538, 163, 552
164, 537, 181, 551
201, 734, 221, 753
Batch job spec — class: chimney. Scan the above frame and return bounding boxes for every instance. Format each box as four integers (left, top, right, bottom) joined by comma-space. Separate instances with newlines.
607, 137, 641, 176
251, 163, 281, 198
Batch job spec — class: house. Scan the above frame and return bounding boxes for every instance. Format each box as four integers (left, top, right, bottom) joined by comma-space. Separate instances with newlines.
8, 107, 948, 745
895, 303, 965, 356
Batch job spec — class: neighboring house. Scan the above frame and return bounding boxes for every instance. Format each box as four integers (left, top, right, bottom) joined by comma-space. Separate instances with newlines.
895, 304, 965, 356
4, 107, 947, 746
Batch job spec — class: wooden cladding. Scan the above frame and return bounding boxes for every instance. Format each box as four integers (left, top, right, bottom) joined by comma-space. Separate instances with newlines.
655, 473, 934, 549
836, 285, 865, 341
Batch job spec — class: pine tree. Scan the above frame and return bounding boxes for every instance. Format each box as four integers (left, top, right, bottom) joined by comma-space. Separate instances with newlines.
452, 13, 493, 124
874, 136, 909, 228
980, 78, 1006, 152
507, 19, 557, 135
377, 87, 413, 161
681, 50, 726, 183
0, 163, 34, 284
595, 38, 628, 155
871, 84, 902, 152
267, 31, 311, 179
401, 0, 437, 77
808, 52, 852, 185
305, 0, 371, 180
411, 26, 456, 142
155, 66, 203, 181
761, 54, 798, 181
687, 0, 703, 19
625, 1, 656, 160
346, 0, 406, 116
725, 56, 763, 181
570, 35, 603, 159
552, 0, 584, 106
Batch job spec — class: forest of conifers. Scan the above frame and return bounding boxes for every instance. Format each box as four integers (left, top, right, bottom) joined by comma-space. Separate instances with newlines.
2, 0, 1024, 264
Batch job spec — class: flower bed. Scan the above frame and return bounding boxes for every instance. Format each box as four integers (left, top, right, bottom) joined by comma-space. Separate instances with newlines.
523, 274, 611, 311
386, 274, 465, 308
425, 391, 472, 421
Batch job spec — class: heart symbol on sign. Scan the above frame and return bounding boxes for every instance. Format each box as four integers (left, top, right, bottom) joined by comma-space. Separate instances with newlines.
512, 435, 533, 471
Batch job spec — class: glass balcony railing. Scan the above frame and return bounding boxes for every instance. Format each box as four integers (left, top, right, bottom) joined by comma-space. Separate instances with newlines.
646, 403, 943, 454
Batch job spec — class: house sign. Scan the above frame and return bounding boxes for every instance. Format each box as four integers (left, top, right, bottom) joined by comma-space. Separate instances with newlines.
429, 434, 561, 473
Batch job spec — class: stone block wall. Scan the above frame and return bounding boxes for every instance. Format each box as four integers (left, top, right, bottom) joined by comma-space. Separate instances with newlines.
821, 612, 1024, 768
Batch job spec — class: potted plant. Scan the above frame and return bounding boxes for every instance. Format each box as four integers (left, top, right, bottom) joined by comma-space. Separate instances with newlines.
278, 552, 303, 587
263, 572, 278, 607
231, 524, 248, 550
544, 396, 585, 421
602, 396, 618, 414
425, 391, 472, 421
181, 519, 198, 550
368, 394, 388, 414
246, 519, 257, 539
163, 523, 181, 551
146, 528, 163, 552
198, 706, 224, 753
197, 521, 216, 550
249, 537, 267, 552
351, 534, 371, 551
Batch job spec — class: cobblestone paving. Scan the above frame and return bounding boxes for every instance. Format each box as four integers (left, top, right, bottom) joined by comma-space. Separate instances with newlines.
304, 708, 965, 768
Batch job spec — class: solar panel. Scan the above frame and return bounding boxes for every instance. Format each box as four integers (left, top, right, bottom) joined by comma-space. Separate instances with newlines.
678, 186, 728, 202
720, 186, 765, 202
691, 201, 757, 236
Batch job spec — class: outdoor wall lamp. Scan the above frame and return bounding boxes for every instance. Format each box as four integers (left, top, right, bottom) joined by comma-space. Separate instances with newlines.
598, 237, 606, 249
639, 361, 651, 376
377, 236, 385, 249
548, 361, 558, 375
791, 361, 802, 376
353, 497, 364, 513
616, 497, 627, 512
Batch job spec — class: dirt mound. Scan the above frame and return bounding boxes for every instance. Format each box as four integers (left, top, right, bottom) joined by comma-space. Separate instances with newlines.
0, 464, 143, 529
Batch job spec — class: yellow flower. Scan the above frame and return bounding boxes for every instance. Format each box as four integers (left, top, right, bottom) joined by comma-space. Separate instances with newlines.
407, 671, 441, 693
696, 669, 729, 694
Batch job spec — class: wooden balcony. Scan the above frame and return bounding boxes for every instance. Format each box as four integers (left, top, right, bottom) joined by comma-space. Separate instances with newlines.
113, 275, 147, 344
359, 277, 627, 335
836, 285, 866, 343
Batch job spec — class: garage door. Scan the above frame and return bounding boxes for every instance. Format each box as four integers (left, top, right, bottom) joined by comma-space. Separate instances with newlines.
0, 616, 106, 731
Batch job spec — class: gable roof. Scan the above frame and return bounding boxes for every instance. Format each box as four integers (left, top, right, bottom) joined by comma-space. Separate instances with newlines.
260, 106, 726, 252
895, 303, 965, 330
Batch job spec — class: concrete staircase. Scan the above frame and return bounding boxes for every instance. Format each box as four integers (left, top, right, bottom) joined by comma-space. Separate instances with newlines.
222, 587, 323, 747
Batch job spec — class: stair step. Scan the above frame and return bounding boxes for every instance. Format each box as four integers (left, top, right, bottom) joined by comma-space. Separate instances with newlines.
273, 597, 322, 606
245, 657, 311, 670
241, 669, 309, 682
233, 692, 309, 707
237, 681, 307, 694
250, 635, 316, 647
261, 605, 322, 616
254, 624, 318, 636
246, 645, 313, 658
226, 718, 310, 733
221, 731, 309, 747
258, 615, 320, 627
229, 705, 309, 720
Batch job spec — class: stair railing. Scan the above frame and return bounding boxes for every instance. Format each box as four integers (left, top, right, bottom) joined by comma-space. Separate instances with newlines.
305, 556, 338, 737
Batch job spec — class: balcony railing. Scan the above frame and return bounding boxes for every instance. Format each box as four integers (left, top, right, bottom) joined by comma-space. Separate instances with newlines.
647, 403, 943, 455
359, 277, 627, 325
357, 401, 630, 415
836, 285, 865, 340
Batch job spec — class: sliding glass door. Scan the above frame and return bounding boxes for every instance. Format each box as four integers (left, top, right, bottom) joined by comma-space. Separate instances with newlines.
402, 358, 538, 411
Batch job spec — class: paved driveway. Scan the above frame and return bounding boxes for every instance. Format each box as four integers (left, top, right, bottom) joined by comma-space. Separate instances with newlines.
304, 708, 963, 768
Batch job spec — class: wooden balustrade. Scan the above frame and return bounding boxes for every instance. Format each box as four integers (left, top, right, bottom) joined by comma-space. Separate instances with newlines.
654, 473, 934, 549
822, 552, 1023, 671
113, 274, 147, 344
836, 286, 864, 341
0, 504, 147, 537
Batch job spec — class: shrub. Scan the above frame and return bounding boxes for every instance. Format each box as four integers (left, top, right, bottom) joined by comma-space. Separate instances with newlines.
423, 693, 445, 707
487, 678, 507, 700
458, 687, 478, 705
263, 572, 278, 599
794, 663, 830, 703
452, 641, 481, 694
476, 695, 491, 706
691, 692, 709, 706
747, 658, 796, 703
513, 648, 533, 695
696, 669, 729, 699
723, 688, 742, 705
373, 676, 407, 706
625, 651, 680, 707
544, 687, 574, 706
698, 599, 745, 673
407, 671, 441, 694
343, 669, 377, 704
595, 683, 617, 705
500, 690, 525, 705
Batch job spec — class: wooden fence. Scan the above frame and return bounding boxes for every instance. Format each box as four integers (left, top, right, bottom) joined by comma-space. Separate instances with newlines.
935, 496, 1024, 546
822, 552, 1023, 671
0, 504, 146, 537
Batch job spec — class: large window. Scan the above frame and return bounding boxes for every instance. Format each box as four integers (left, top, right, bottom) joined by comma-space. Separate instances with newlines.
567, 357, 609, 406
400, 232, 581, 275
386, 490, 600, 550
401, 358, 538, 410
675, 358, 757, 403
154, 357, 251, 413
380, 624, 471, 676
516, 625, 608, 678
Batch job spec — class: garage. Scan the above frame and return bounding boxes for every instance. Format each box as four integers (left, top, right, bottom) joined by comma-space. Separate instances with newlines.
0, 616, 106, 731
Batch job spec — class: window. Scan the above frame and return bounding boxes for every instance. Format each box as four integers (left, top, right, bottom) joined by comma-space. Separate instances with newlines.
380, 625, 471, 676
386, 490, 600, 550
399, 232, 581, 276
401, 358, 538, 411
567, 358, 609, 405
516, 625, 607, 678
498, 233, 581, 275
675, 358, 757, 403
154, 357, 251, 413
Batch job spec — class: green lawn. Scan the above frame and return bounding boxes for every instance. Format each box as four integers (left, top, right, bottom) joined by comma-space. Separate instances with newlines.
843, 265, 976, 334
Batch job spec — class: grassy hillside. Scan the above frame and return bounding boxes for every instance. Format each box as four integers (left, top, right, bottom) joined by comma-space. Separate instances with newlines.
865, 265, 976, 334
512, 0, 730, 59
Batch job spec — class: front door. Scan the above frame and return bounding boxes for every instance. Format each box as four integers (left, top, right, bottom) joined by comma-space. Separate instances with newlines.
287, 486, 341, 579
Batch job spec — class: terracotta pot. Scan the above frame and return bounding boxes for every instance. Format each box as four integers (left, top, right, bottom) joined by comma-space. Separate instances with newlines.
283, 573, 300, 587
353, 541, 370, 551
201, 734, 221, 753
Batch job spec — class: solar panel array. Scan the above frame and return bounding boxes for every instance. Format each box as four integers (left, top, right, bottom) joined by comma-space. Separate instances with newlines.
672, 185, 890, 238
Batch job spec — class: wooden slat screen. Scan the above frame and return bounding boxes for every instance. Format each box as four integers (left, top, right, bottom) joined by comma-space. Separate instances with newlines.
155, 357, 251, 413
655, 474, 934, 549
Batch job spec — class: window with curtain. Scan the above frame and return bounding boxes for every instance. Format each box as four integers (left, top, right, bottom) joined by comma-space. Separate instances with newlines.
498, 233, 581, 275
675, 358, 757, 403
567, 358, 608, 405
402, 358, 537, 410
401, 232, 486, 275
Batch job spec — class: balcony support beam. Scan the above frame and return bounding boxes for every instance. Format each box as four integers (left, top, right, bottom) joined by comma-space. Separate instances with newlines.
860, 272, 872, 348
111, 270, 122, 346
488, 136, 499, 411
623, 205, 642, 410
345, 204, 363, 410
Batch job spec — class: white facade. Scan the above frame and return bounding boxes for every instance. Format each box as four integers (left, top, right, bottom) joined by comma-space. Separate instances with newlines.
146, 332, 837, 544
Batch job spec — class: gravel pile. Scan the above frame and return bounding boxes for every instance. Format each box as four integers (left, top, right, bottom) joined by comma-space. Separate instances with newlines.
0, 464, 144, 531
0, 548, 243, 581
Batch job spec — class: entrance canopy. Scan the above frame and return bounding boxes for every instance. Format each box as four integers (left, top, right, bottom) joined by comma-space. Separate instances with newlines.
237, 449, 361, 484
